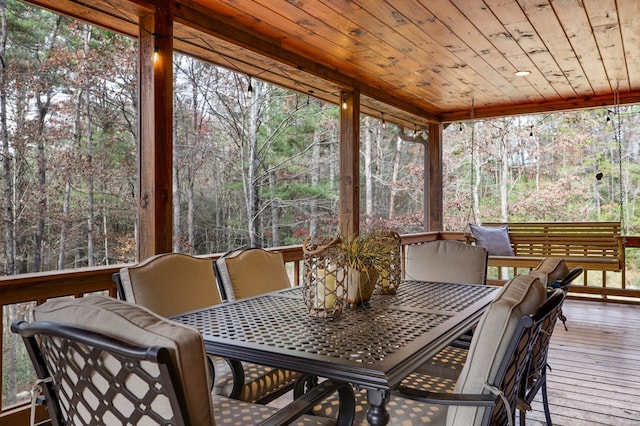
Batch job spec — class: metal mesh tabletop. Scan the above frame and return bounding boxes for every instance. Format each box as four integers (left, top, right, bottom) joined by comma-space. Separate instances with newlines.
369, 280, 497, 312
172, 280, 499, 388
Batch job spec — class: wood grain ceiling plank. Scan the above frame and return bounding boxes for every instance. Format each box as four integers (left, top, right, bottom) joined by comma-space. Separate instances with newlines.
299, 0, 463, 103
544, 0, 610, 95
26, 0, 142, 36
241, 0, 449, 105
189, 0, 434, 112
177, 1, 441, 123
582, 0, 630, 92
378, 0, 505, 114
191, 0, 367, 81
352, 0, 500, 104
413, 0, 538, 109
174, 26, 342, 101
450, 0, 551, 99
481, 0, 570, 98
512, 0, 585, 99
479, 1, 575, 100
617, 0, 640, 90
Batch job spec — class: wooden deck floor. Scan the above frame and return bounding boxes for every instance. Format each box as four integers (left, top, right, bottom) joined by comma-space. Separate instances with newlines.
270, 299, 640, 425
524, 299, 640, 425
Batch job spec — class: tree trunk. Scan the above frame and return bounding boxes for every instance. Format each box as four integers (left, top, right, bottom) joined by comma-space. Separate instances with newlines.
188, 174, 195, 254
363, 117, 373, 216
389, 134, 402, 219
0, 0, 14, 275
310, 128, 321, 235
269, 171, 281, 247
173, 122, 181, 252
246, 80, 263, 247
102, 202, 109, 264
472, 123, 481, 224
58, 179, 71, 270
500, 134, 509, 221
34, 97, 48, 272
83, 27, 95, 266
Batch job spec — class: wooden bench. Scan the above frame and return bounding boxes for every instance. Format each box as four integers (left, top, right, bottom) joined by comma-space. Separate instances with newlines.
467, 222, 625, 287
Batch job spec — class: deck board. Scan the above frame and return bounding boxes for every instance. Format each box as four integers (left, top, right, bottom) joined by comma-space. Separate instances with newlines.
524, 299, 640, 425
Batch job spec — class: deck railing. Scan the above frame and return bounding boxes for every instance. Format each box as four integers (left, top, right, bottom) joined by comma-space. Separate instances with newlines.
1, 231, 638, 424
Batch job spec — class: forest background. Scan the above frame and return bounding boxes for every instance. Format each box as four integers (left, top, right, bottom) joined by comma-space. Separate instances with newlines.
1, 0, 639, 279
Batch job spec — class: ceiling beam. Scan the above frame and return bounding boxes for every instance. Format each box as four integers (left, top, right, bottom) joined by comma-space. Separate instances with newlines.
441, 91, 640, 123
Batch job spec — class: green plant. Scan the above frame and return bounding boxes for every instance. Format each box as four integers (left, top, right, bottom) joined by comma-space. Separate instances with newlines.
338, 231, 395, 272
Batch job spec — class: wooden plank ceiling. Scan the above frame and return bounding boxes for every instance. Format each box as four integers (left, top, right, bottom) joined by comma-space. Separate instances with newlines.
27, 0, 640, 129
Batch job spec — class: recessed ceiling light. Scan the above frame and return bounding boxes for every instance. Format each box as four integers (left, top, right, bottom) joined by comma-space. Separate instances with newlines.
515, 70, 531, 77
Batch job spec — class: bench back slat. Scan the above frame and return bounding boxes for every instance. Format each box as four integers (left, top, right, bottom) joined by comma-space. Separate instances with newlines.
479, 222, 622, 262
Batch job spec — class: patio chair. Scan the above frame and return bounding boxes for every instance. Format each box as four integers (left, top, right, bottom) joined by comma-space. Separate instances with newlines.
389, 276, 563, 426
529, 257, 583, 330
115, 252, 297, 404
404, 240, 488, 348
12, 295, 355, 426
404, 240, 488, 285
214, 247, 293, 301
516, 286, 567, 426
392, 283, 564, 426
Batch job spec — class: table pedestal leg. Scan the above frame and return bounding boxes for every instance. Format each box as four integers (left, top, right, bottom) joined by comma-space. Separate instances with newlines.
366, 389, 390, 425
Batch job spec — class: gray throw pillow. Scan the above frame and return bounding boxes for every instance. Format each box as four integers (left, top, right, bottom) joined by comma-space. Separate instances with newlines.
469, 224, 514, 256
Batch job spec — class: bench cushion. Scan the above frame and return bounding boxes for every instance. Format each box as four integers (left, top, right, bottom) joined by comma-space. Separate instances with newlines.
469, 224, 514, 256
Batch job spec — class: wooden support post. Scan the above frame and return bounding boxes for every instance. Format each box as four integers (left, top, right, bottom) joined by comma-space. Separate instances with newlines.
339, 90, 360, 237
138, 10, 173, 260
424, 123, 443, 231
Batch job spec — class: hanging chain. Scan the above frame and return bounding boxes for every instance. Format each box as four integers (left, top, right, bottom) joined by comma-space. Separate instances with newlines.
614, 86, 624, 231
467, 100, 476, 226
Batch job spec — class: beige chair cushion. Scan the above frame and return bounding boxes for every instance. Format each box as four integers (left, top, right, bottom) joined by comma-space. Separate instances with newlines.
404, 240, 488, 285
529, 257, 570, 286
216, 249, 291, 300
34, 295, 215, 426
120, 253, 221, 317
447, 274, 546, 426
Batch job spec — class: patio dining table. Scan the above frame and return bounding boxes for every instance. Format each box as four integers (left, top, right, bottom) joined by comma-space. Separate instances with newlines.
171, 280, 500, 425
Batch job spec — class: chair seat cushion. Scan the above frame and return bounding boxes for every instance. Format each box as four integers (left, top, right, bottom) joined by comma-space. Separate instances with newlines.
212, 357, 298, 403
213, 394, 334, 425
313, 378, 452, 426
34, 295, 214, 425
312, 344, 464, 425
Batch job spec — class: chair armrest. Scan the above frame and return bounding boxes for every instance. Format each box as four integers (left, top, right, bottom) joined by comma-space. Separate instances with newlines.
394, 386, 497, 407
258, 380, 355, 426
